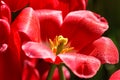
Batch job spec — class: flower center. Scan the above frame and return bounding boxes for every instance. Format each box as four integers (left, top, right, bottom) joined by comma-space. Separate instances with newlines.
49, 35, 73, 55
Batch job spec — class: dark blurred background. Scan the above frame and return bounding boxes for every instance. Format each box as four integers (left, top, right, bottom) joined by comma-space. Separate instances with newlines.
86, 0, 120, 80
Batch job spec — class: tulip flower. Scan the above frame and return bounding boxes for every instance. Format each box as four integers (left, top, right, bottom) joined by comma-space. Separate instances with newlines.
109, 69, 120, 80
11, 7, 119, 79
0, 20, 21, 80
10, 4, 41, 79
11, 6, 70, 80
0, 1, 21, 80
29, 0, 88, 17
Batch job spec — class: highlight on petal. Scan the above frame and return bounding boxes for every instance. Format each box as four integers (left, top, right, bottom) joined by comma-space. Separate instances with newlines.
22, 60, 40, 80
0, 1, 11, 23
0, 19, 10, 44
58, 53, 101, 78
109, 70, 120, 80
61, 10, 109, 51
35, 10, 63, 41
11, 7, 40, 42
84, 37, 119, 64
0, 43, 8, 53
22, 41, 55, 63
3, 0, 29, 12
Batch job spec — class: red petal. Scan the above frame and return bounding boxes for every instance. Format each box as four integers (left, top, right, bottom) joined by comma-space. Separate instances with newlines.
8, 28, 21, 61
0, 20, 21, 80
35, 10, 62, 41
109, 70, 120, 80
3, 0, 29, 12
58, 0, 88, 17
22, 41, 55, 63
68, 0, 88, 10
61, 0, 88, 10
30, 0, 88, 17
0, 19, 10, 44
11, 7, 40, 42
22, 60, 40, 80
61, 10, 108, 51
30, 0, 59, 10
0, 47, 21, 80
0, 1, 11, 23
58, 53, 101, 78
80, 37, 119, 64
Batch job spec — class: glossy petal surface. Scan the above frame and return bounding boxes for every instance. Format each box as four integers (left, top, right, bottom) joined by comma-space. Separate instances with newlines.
58, 53, 101, 78
35, 10, 62, 41
61, 10, 108, 50
22, 42, 55, 63
21, 10, 118, 79
80, 37, 119, 64
11, 7, 40, 42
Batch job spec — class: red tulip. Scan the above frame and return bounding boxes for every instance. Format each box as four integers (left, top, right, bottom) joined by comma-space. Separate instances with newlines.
11, 7, 70, 79
0, 1, 21, 79
11, 7, 41, 43
0, 18, 21, 80
29, 0, 88, 17
3, 0, 29, 12
109, 70, 120, 80
11, 7, 41, 79
12, 7, 119, 79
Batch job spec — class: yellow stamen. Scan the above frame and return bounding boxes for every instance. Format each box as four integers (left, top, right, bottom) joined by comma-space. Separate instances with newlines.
61, 47, 74, 53
57, 35, 68, 46
49, 35, 74, 55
